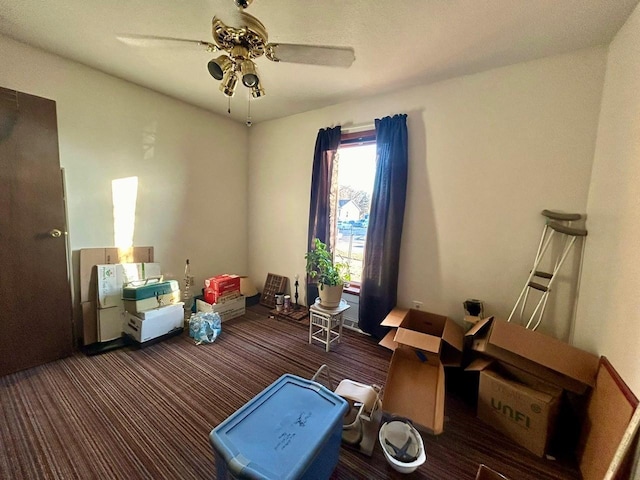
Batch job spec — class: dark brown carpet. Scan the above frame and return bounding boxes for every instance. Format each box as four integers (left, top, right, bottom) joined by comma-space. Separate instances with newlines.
0, 306, 581, 479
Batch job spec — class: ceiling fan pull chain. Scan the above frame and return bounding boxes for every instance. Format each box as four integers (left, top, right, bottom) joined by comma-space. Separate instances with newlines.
227, 95, 231, 115
246, 95, 252, 127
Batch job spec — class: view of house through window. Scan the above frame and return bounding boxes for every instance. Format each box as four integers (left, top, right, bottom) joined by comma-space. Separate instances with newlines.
335, 143, 376, 283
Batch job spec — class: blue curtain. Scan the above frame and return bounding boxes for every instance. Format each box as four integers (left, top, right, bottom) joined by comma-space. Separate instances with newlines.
306, 126, 341, 306
358, 114, 408, 338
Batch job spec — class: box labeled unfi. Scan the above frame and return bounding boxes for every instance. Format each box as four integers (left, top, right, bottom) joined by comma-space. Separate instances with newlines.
465, 317, 600, 457
471, 359, 562, 457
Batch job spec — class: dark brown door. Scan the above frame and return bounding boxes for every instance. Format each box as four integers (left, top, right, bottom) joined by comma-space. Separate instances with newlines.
0, 87, 73, 376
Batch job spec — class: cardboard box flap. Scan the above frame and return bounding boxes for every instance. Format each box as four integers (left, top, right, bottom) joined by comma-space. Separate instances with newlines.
466, 316, 494, 337
382, 347, 446, 434
442, 318, 464, 352
489, 320, 598, 387
380, 308, 463, 366
467, 317, 599, 392
379, 330, 399, 351
467, 358, 563, 399
466, 357, 494, 372
394, 328, 441, 355
380, 308, 409, 328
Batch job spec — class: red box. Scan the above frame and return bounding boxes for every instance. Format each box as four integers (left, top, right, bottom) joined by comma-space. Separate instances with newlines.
205, 274, 240, 292
203, 275, 240, 305
204, 288, 216, 304
204, 288, 241, 305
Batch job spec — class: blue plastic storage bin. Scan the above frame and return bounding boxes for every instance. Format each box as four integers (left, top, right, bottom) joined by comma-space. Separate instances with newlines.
209, 374, 348, 480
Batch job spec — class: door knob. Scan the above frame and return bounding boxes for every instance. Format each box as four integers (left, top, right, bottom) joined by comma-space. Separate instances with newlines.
49, 229, 63, 238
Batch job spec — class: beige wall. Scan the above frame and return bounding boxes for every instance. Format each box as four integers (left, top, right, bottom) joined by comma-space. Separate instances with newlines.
248, 48, 607, 340
5, 24, 635, 397
0, 34, 249, 292
574, 2, 640, 395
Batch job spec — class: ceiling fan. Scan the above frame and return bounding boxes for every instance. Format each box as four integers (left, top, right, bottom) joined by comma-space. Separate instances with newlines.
117, 0, 356, 100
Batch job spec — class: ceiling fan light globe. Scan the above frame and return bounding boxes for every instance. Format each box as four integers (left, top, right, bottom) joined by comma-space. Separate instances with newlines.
251, 85, 266, 99
242, 73, 259, 88
239, 59, 259, 87
220, 70, 238, 97
207, 55, 232, 81
207, 61, 224, 80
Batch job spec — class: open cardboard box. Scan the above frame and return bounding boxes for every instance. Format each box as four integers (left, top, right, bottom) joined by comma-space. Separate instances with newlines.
465, 316, 600, 456
379, 308, 464, 434
465, 316, 599, 394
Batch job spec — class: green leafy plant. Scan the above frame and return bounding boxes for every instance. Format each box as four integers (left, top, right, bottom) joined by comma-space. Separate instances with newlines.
305, 238, 351, 288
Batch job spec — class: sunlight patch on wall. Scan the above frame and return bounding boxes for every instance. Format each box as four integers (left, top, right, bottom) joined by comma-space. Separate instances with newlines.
112, 176, 138, 263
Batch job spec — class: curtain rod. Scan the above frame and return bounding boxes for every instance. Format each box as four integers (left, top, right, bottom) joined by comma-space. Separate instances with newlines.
341, 122, 375, 134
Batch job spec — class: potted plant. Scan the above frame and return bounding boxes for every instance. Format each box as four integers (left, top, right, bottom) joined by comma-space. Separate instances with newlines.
305, 238, 351, 308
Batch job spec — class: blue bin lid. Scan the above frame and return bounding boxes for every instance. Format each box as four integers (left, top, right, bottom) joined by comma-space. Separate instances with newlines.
210, 374, 348, 479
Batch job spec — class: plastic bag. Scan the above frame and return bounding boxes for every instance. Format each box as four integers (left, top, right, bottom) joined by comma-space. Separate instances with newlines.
189, 311, 222, 345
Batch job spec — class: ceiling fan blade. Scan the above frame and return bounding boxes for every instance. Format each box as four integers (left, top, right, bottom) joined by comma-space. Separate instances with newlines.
266, 43, 355, 68
116, 34, 217, 51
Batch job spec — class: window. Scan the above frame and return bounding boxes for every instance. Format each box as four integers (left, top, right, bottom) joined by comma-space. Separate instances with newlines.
334, 130, 376, 285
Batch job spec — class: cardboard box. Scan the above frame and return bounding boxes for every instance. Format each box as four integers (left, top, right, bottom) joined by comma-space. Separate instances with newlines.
80, 247, 154, 345
196, 295, 246, 322
465, 317, 601, 456
97, 306, 125, 342
80, 247, 154, 303
470, 358, 562, 457
135, 302, 185, 320
379, 308, 464, 434
380, 308, 464, 366
123, 304, 183, 343
465, 316, 599, 394
383, 347, 446, 434
204, 288, 241, 305
204, 274, 240, 293
82, 301, 98, 345
96, 263, 161, 309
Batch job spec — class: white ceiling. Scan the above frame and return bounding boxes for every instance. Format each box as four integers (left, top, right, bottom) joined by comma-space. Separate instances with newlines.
0, 0, 637, 125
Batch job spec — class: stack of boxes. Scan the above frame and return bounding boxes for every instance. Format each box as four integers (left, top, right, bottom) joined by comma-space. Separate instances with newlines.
95, 262, 162, 342
122, 279, 184, 344
197, 274, 246, 322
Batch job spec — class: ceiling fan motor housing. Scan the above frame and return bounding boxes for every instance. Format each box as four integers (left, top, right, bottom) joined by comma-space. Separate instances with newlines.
211, 13, 268, 60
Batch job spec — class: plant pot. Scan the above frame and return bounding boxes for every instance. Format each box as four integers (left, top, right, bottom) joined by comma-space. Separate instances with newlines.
318, 284, 343, 308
